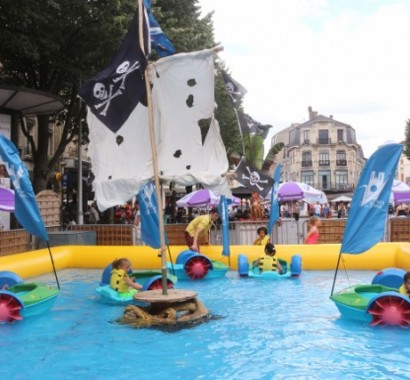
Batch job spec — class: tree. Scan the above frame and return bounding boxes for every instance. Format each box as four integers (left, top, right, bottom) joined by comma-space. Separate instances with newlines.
0, 0, 224, 193
404, 119, 410, 161
0, 0, 140, 192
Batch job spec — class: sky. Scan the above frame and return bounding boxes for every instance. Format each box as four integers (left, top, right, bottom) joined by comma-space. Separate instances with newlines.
198, 0, 410, 158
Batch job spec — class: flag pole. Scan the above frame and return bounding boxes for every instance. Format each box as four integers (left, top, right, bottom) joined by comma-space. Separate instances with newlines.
144, 65, 168, 295
138, 0, 168, 295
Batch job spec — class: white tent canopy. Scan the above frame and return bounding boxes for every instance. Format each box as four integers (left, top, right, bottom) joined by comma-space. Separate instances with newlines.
331, 195, 352, 203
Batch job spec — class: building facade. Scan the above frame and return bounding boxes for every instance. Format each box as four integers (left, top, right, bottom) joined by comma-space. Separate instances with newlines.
271, 107, 366, 195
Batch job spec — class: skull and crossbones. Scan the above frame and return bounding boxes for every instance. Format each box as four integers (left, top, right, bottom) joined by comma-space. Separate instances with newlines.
242, 165, 269, 191
92, 60, 142, 116
225, 81, 241, 104
93, 83, 122, 116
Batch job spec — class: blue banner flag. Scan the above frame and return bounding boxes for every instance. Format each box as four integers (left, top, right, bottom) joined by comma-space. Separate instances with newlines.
144, 0, 176, 57
137, 182, 168, 248
340, 143, 403, 254
268, 163, 282, 234
218, 195, 230, 257
0, 134, 48, 241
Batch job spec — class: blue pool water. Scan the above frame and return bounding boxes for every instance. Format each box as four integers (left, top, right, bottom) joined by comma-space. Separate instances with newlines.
0, 269, 409, 380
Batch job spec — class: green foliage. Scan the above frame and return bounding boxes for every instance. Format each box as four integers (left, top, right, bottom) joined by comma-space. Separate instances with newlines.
405, 119, 410, 161
0, 0, 269, 189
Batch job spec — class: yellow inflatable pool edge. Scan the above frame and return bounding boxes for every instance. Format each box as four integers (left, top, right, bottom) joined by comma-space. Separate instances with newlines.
1, 242, 410, 280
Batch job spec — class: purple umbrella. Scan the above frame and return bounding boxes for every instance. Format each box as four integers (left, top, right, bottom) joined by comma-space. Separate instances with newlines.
391, 180, 410, 204
277, 182, 326, 203
176, 189, 240, 208
0, 187, 15, 212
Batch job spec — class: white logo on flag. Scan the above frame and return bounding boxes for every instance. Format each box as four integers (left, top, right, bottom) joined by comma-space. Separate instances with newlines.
361, 171, 387, 206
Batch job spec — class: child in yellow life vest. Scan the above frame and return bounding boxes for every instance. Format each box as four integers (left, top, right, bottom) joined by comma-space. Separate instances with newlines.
252, 243, 283, 274
110, 258, 143, 298
399, 271, 410, 297
253, 226, 270, 246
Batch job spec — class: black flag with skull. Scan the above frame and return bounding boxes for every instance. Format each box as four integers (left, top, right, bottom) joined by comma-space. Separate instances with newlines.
235, 158, 274, 198
79, 7, 150, 133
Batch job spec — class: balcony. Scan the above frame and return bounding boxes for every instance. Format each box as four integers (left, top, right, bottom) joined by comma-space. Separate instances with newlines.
317, 138, 331, 145
318, 160, 330, 166
303, 139, 310, 145
336, 160, 347, 166
301, 160, 312, 167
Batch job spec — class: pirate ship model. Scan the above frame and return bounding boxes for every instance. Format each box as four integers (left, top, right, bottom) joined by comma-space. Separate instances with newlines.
79, 2, 231, 327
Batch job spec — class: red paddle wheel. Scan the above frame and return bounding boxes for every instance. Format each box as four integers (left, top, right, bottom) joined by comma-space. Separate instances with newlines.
0, 293, 23, 323
185, 256, 211, 280
147, 279, 174, 290
368, 295, 410, 327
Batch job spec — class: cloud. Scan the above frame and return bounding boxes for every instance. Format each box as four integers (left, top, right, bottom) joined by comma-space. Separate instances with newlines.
200, 0, 410, 157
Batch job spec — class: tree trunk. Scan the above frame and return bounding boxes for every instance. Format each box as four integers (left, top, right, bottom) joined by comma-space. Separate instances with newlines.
33, 115, 50, 193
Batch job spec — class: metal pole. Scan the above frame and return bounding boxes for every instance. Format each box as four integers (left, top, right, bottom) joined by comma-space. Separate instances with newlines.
77, 112, 84, 224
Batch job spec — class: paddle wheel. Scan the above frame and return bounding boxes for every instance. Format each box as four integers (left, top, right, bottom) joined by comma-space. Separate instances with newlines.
147, 278, 174, 290
368, 294, 410, 327
0, 292, 23, 323
185, 256, 212, 280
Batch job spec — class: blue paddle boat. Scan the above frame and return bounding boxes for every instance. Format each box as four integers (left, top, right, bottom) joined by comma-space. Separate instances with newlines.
330, 268, 410, 327
96, 264, 177, 305
0, 271, 60, 323
237, 254, 302, 279
167, 250, 229, 281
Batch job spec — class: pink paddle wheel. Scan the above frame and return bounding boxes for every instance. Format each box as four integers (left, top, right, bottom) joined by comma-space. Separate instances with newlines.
0, 293, 23, 323
185, 256, 211, 280
147, 279, 174, 290
368, 294, 410, 327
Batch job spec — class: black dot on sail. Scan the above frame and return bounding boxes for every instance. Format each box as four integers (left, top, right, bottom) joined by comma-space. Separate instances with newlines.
160, 171, 163, 175
186, 165, 191, 170
187, 78, 196, 87
116, 135, 124, 146
108, 176, 112, 180
186, 95, 194, 108
173, 150, 182, 158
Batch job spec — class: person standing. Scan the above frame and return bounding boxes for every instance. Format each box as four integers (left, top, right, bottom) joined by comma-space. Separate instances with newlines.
184, 207, 219, 253
292, 201, 300, 222
89, 201, 100, 224
304, 216, 321, 244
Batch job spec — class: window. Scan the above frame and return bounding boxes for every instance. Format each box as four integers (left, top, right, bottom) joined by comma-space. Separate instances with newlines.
337, 129, 344, 142
319, 170, 331, 190
336, 150, 346, 166
303, 130, 310, 143
335, 170, 348, 189
302, 151, 312, 167
318, 129, 329, 144
319, 150, 330, 166
301, 171, 314, 186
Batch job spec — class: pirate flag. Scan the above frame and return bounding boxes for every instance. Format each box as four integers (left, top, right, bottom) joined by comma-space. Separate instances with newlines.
79, 7, 150, 133
221, 70, 247, 109
235, 158, 273, 198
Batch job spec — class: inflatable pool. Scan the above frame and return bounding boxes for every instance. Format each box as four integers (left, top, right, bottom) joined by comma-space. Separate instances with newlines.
1, 243, 410, 279
0, 271, 60, 323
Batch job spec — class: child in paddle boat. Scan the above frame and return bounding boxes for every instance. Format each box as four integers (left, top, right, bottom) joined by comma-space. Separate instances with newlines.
110, 258, 143, 296
252, 243, 284, 274
399, 272, 410, 297
304, 216, 321, 244
253, 226, 270, 246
